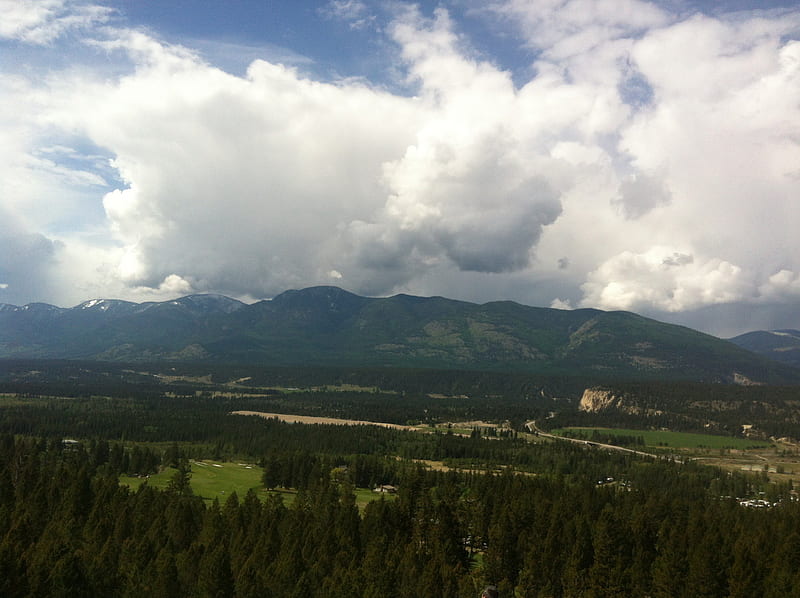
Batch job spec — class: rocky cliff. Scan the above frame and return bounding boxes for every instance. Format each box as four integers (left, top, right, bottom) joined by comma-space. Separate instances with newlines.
579, 388, 626, 412
578, 387, 663, 416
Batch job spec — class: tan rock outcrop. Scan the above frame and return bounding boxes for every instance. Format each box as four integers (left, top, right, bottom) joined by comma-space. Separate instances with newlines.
579, 388, 625, 413
578, 387, 657, 416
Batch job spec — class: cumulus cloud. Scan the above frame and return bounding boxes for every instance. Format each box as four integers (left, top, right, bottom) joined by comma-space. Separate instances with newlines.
0, 64, 116, 306
1, 0, 800, 336
354, 7, 568, 276
580, 247, 755, 312
760, 270, 800, 301
550, 297, 573, 310
479, 1, 800, 326
0, 210, 62, 305
612, 172, 671, 219
152, 274, 193, 297
376, 132, 563, 272
55, 35, 423, 298
38, 6, 573, 301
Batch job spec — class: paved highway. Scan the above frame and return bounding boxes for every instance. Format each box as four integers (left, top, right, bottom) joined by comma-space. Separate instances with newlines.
524, 420, 681, 463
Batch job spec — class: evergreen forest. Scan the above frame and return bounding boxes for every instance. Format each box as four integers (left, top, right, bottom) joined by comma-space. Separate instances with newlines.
1, 361, 800, 596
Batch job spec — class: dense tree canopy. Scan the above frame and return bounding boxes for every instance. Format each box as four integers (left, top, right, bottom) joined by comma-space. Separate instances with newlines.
0, 429, 797, 596
1, 362, 799, 595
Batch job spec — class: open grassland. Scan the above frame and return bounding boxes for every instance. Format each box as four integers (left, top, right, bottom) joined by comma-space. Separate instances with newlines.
355, 487, 398, 509
121, 460, 396, 509
552, 427, 771, 449
122, 460, 265, 504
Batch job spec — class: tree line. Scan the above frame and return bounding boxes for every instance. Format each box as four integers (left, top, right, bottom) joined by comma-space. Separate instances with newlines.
1, 434, 799, 597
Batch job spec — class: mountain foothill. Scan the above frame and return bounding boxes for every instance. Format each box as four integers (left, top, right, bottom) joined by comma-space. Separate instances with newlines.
0, 285, 797, 384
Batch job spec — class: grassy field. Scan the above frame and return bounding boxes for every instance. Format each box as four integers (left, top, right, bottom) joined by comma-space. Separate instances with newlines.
552, 427, 771, 450
355, 487, 398, 509
121, 460, 266, 504
121, 460, 397, 509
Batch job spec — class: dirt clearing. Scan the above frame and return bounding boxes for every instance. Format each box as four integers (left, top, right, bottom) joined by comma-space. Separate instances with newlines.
231, 411, 418, 431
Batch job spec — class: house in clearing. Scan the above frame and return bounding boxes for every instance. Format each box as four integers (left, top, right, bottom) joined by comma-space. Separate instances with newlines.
373, 484, 398, 494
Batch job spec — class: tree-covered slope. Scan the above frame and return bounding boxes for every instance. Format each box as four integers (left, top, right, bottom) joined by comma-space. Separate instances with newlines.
729, 330, 800, 368
0, 286, 797, 382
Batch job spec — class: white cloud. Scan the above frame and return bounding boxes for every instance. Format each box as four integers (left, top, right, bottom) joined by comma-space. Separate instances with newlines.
0, 0, 110, 45
51, 37, 424, 298
612, 171, 671, 219
475, 1, 800, 325
760, 270, 800, 301
38, 8, 576, 300
1, 0, 800, 337
152, 274, 193, 296
357, 7, 569, 276
0, 210, 62, 305
580, 247, 755, 312
550, 297, 573, 309
319, 0, 376, 31
488, 0, 670, 55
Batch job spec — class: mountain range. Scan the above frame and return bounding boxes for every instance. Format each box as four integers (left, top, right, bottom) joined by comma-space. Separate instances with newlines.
1, 286, 797, 383
728, 330, 800, 369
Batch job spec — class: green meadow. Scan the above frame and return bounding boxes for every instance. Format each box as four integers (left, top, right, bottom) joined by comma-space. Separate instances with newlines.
121, 460, 266, 504
121, 460, 397, 509
552, 427, 771, 450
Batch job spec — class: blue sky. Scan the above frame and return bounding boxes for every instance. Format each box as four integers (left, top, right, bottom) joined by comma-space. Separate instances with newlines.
99, 1, 800, 79
1, 0, 800, 337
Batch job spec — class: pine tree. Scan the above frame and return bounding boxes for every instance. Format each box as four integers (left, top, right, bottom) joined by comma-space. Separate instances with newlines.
587, 504, 629, 597
151, 548, 181, 598
166, 459, 193, 497
49, 550, 91, 598
728, 526, 765, 598
197, 543, 235, 598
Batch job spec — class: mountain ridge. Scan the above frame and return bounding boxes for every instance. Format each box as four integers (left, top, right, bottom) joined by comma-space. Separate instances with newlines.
1, 286, 797, 383
729, 329, 800, 369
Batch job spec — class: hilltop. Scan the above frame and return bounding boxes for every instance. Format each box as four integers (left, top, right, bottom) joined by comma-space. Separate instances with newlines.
1, 286, 797, 383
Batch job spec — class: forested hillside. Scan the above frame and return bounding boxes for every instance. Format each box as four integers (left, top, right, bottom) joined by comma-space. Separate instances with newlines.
1, 429, 799, 597
729, 329, 800, 368
3, 286, 797, 383
1, 364, 800, 597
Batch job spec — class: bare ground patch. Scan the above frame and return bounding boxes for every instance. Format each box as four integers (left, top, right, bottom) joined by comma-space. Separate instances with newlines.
230, 411, 418, 431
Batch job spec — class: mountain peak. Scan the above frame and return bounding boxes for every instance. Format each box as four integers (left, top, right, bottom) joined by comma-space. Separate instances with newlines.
729, 329, 800, 369
169, 294, 246, 314
75, 299, 137, 312
1, 286, 798, 383
272, 285, 359, 301
270, 286, 369, 312
19, 303, 63, 313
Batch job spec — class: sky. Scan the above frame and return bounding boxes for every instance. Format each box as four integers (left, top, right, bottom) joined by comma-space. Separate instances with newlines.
1, 0, 799, 338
